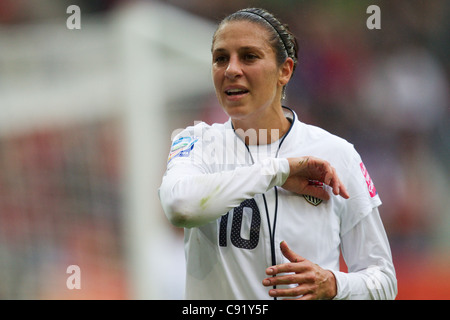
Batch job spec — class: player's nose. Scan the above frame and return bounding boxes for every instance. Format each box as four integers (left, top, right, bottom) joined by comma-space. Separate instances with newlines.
224, 56, 243, 79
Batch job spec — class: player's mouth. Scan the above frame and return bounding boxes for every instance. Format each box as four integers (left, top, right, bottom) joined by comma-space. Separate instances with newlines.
224, 86, 249, 100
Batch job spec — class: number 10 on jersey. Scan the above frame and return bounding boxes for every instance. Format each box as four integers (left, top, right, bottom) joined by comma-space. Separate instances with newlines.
219, 199, 261, 250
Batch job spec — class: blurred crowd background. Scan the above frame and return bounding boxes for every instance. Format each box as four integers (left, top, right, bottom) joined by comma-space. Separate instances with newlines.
0, 0, 448, 299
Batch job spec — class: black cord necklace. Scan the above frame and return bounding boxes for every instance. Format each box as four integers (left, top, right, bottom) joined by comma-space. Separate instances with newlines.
233, 106, 295, 300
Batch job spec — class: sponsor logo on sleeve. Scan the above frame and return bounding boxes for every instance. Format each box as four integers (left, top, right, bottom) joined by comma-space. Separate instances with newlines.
168, 136, 198, 163
360, 162, 377, 197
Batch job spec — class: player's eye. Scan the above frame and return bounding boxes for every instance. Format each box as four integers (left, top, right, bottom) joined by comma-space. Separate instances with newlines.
214, 55, 228, 64
244, 53, 258, 61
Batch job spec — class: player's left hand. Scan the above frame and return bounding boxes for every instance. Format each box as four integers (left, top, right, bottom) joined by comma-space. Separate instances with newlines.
262, 241, 337, 300
283, 156, 350, 201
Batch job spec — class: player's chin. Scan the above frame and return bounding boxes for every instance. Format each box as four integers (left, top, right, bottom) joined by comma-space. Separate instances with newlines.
222, 101, 257, 119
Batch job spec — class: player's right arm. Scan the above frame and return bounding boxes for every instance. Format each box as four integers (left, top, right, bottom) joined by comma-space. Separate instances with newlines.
159, 127, 348, 229
159, 156, 289, 228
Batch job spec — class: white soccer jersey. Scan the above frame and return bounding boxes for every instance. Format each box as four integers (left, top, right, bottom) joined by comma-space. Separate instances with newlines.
159, 107, 397, 300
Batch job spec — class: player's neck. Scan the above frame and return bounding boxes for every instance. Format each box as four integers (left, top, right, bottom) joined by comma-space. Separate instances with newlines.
232, 108, 291, 145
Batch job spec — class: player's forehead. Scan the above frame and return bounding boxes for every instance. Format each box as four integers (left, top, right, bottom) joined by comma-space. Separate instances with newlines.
212, 21, 273, 53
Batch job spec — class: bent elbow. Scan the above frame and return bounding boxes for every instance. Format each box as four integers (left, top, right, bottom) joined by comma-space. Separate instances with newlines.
159, 174, 225, 228
167, 203, 192, 228
168, 213, 191, 228
160, 192, 199, 228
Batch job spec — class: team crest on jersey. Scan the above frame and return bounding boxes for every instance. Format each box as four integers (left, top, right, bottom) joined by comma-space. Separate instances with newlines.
167, 136, 198, 163
303, 195, 323, 206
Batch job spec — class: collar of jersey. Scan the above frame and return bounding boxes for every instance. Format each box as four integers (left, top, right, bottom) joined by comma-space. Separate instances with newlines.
226, 105, 296, 153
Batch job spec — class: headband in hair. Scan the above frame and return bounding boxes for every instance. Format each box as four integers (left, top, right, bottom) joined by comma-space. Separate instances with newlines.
240, 10, 289, 57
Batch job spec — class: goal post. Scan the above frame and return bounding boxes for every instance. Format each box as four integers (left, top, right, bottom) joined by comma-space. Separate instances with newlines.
110, 1, 216, 299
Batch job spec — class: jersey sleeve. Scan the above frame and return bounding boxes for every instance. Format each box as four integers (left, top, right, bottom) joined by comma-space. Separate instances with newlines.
159, 123, 290, 228
332, 147, 396, 299
332, 207, 397, 300
339, 147, 382, 236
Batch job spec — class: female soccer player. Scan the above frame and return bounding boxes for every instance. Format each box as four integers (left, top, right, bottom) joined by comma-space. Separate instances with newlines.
159, 8, 397, 300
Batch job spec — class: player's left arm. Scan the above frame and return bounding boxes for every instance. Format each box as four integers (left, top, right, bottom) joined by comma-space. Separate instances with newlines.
330, 148, 397, 299
331, 207, 398, 300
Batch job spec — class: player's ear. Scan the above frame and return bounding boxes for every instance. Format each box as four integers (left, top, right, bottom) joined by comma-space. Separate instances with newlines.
278, 57, 294, 87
